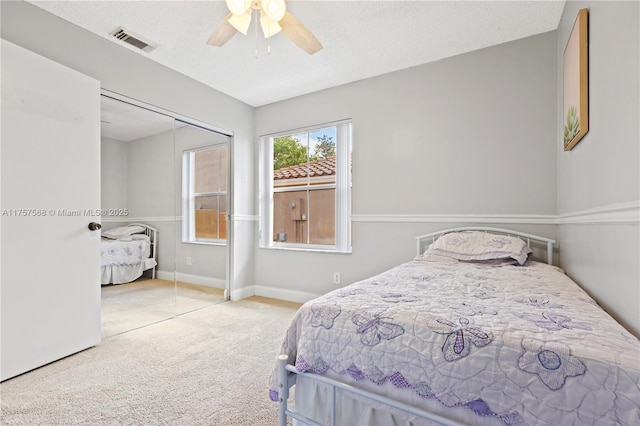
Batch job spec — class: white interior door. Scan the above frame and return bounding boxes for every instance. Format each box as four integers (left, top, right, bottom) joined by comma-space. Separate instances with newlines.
1, 40, 101, 381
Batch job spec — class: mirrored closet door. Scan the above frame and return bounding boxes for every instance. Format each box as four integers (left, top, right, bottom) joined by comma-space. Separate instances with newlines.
99, 94, 231, 338
175, 122, 230, 314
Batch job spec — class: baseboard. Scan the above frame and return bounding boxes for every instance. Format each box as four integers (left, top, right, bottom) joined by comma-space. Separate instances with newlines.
155, 273, 317, 303
156, 270, 174, 281
156, 270, 226, 289
228, 285, 319, 303
230, 285, 256, 301
253, 285, 320, 304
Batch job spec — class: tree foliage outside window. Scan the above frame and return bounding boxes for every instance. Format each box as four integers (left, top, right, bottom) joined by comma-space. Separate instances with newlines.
273, 134, 335, 170
273, 136, 308, 169
313, 134, 336, 159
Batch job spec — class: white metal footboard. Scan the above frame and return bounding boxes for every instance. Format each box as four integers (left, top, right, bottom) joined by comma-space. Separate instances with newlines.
129, 222, 158, 279
277, 355, 465, 426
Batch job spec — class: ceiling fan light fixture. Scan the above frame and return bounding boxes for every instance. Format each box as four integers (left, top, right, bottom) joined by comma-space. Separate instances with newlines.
228, 12, 252, 35
259, 13, 282, 38
261, 0, 286, 22
209, 0, 322, 55
226, 0, 251, 16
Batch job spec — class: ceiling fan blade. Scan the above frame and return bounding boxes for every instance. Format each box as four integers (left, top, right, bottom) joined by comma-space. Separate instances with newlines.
207, 13, 238, 47
279, 11, 323, 55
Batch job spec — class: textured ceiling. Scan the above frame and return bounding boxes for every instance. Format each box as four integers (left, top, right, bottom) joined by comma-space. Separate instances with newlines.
101, 95, 176, 142
28, 1, 566, 107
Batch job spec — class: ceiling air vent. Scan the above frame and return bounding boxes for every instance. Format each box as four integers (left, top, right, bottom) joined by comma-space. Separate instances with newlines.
110, 27, 157, 53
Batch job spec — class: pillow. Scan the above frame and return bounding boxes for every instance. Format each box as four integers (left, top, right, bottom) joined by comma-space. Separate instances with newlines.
101, 225, 146, 240
426, 231, 532, 265
130, 234, 149, 241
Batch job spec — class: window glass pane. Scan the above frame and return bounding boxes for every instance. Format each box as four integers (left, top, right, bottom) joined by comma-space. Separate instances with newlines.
266, 122, 349, 251
194, 195, 227, 240
273, 190, 307, 243
194, 148, 220, 193
273, 133, 308, 173
309, 127, 336, 162
308, 188, 336, 245
272, 127, 338, 247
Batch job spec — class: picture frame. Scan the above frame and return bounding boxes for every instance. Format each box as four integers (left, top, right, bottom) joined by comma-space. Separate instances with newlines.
563, 8, 589, 151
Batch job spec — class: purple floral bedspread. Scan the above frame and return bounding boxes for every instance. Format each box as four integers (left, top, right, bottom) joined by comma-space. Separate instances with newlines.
269, 259, 640, 425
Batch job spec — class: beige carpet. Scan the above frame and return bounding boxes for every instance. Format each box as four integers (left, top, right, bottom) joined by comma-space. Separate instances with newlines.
101, 279, 226, 338
0, 296, 300, 425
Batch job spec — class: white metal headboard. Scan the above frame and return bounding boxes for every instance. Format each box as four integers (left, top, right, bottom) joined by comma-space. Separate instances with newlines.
129, 223, 158, 279
415, 227, 556, 265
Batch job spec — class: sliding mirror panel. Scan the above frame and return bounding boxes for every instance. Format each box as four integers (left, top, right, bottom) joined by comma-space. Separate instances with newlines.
100, 95, 176, 337
175, 122, 230, 314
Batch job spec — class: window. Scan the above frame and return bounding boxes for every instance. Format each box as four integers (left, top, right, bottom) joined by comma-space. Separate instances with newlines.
260, 121, 352, 252
182, 144, 228, 244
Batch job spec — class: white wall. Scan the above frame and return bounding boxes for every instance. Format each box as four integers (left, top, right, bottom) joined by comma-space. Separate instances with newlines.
253, 31, 558, 299
555, 1, 640, 337
1, 1, 256, 293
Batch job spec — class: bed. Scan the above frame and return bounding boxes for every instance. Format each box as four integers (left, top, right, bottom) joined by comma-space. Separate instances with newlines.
270, 227, 640, 425
100, 223, 158, 285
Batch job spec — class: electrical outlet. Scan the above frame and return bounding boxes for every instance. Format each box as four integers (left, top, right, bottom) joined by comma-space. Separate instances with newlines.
333, 272, 341, 285
186, 256, 192, 266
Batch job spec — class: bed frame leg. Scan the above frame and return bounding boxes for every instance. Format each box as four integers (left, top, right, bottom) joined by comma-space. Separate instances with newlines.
278, 354, 290, 426
331, 385, 336, 426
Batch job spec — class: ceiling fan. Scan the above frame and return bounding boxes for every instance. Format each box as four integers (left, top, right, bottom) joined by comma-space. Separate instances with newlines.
207, 0, 323, 55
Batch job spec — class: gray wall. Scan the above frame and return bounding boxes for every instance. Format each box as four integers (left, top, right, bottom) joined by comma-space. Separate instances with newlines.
101, 137, 128, 211
254, 31, 558, 298
555, 1, 640, 336
127, 131, 175, 218
1, 0, 256, 293
126, 130, 175, 274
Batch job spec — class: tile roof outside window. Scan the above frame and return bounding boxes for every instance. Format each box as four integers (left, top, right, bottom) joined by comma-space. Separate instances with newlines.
273, 156, 336, 180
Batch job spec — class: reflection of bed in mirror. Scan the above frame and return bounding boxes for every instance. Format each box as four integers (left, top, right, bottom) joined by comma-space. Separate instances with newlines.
100, 223, 157, 285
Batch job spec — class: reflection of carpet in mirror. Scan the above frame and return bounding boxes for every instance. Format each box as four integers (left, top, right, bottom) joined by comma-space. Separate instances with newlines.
176, 280, 225, 314
101, 278, 225, 338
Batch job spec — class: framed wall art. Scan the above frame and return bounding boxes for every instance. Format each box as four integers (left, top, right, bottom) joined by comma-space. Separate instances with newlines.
563, 8, 589, 151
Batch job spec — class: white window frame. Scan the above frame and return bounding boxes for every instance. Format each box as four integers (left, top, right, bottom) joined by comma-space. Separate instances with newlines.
182, 144, 228, 245
259, 120, 352, 253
